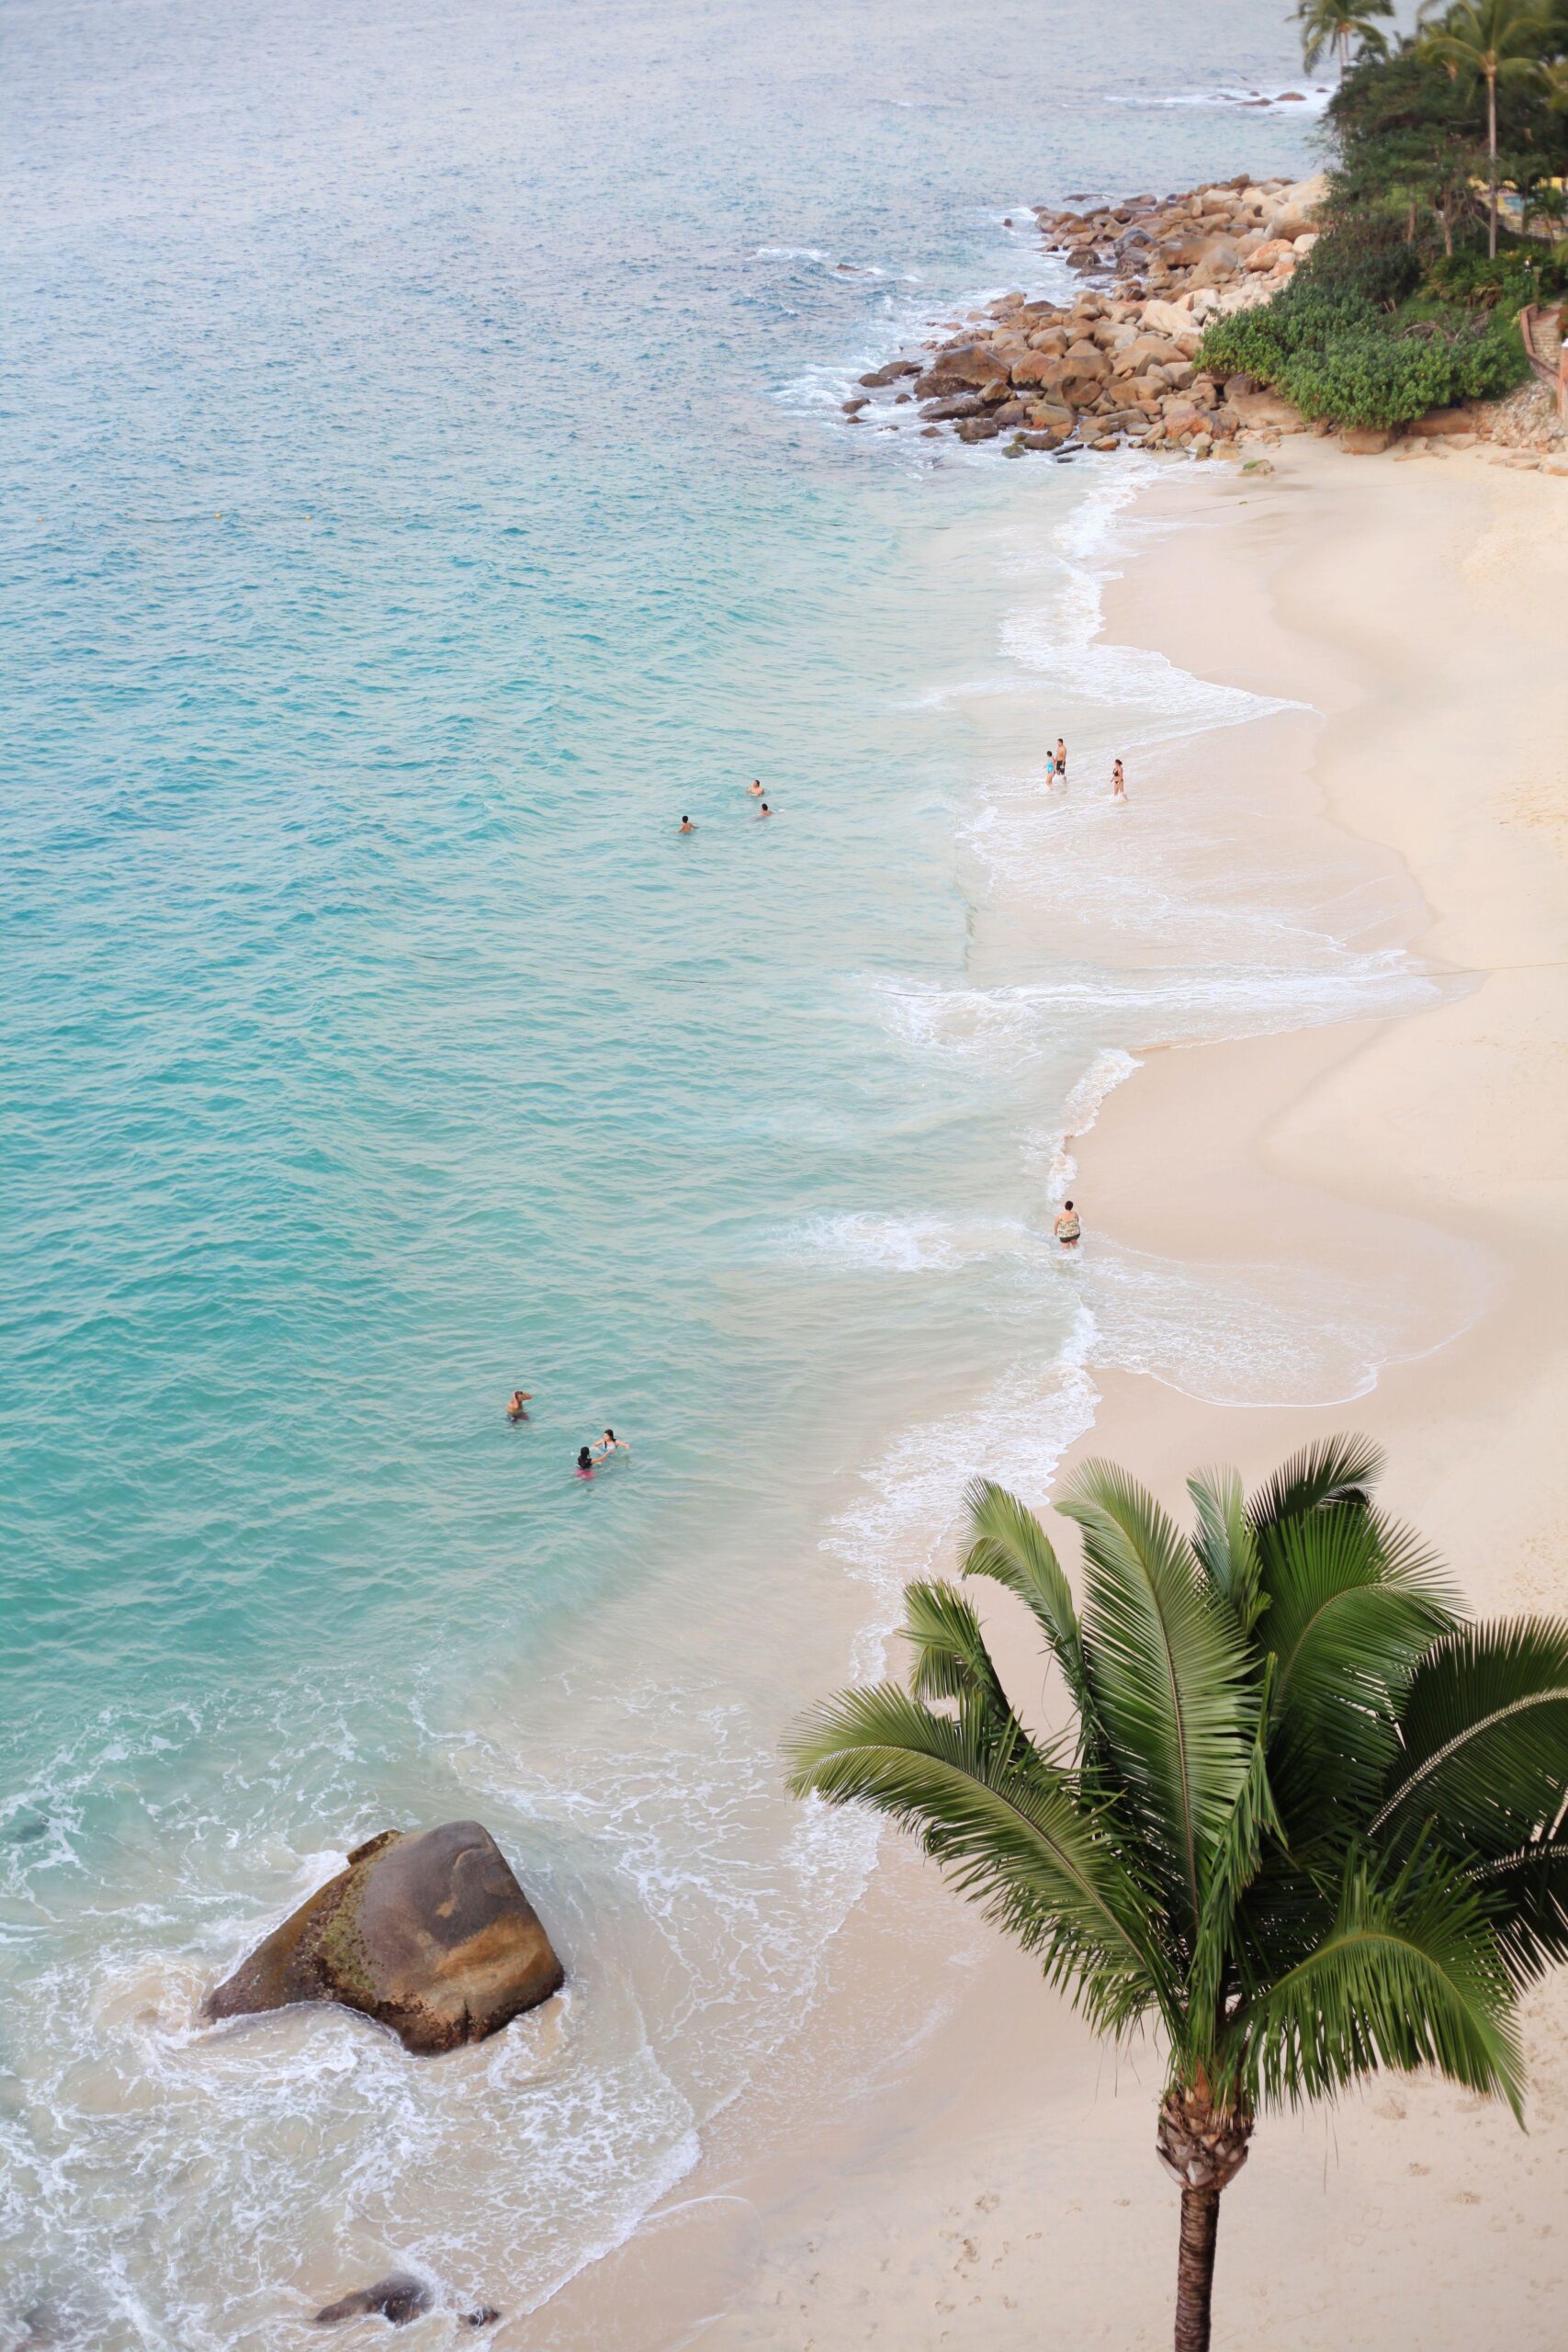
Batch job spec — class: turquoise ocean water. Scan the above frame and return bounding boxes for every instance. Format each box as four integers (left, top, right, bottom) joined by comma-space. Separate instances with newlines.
1, 5, 1461, 2343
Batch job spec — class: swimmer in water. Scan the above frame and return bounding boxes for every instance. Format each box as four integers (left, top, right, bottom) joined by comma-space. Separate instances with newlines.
506, 1389, 533, 1421
1111, 759, 1126, 802
593, 1428, 630, 1462
747, 779, 764, 797
575, 1446, 594, 1478
1054, 1199, 1082, 1250
679, 815, 696, 833
758, 801, 772, 818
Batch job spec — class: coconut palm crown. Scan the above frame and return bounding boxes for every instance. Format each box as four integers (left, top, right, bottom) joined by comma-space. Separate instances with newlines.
1295, 0, 1395, 78
785, 1438, 1568, 2352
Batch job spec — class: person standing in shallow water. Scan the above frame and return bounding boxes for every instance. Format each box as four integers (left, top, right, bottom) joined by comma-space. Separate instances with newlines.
1111, 759, 1126, 801
1055, 738, 1067, 782
574, 1447, 594, 1479
1054, 1199, 1082, 1250
506, 1389, 532, 1421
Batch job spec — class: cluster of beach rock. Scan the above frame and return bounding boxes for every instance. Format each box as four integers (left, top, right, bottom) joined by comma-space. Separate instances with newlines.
844, 172, 1327, 461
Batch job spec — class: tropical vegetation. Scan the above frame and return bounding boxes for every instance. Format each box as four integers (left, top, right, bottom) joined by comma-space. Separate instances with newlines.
786, 1439, 1568, 2352
1198, 0, 1568, 426
1293, 0, 1394, 80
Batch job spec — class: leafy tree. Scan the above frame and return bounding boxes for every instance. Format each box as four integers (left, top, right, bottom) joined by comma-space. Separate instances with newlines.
1418, 0, 1556, 254
786, 1440, 1568, 2352
1295, 0, 1395, 76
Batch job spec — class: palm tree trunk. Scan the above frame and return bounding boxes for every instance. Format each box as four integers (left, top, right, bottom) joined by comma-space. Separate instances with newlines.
1487, 71, 1498, 262
1156, 2084, 1255, 2352
1174, 2185, 1222, 2352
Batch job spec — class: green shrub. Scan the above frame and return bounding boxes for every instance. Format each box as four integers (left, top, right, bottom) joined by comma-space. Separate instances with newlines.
1307, 219, 1425, 309
1282, 322, 1519, 426
1199, 247, 1529, 428
1423, 245, 1568, 310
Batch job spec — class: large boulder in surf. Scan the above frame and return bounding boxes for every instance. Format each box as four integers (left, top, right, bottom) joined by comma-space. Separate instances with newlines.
929, 340, 1010, 390
205, 1821, 563, 2055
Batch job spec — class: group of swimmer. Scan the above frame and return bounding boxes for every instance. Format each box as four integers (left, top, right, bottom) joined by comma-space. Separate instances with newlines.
1044, 736, 1126, 801
679, 779, 773, 832
505, 1389, 630, 1480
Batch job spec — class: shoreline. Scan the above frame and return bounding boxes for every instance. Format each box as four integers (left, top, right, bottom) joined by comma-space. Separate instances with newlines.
534, 432, 1568, 2348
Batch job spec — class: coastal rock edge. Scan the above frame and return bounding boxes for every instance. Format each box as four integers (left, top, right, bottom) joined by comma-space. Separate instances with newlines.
205, 1819, 564, 2054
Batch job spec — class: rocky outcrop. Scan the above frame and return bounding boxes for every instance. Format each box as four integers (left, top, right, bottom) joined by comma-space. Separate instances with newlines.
206, 1822, 563, 2055
842, 172, 1332, 462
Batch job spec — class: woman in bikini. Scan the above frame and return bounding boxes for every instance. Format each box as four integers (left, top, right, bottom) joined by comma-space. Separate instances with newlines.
1111, 759, 1126, 801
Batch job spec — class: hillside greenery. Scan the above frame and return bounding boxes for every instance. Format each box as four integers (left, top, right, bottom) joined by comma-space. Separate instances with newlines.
1200, 6, 1568, 428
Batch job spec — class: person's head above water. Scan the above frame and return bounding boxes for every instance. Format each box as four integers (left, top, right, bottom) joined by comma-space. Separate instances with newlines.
577, 1446, 592, 1469
603, 1428, 615, 1442
760, 802, 771, 814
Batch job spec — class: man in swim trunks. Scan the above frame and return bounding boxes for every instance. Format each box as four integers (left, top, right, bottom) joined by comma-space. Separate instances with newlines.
1054, 1200, 1082, 1249
747, 779, 764, 797
506, 1389, 532, 1421
1055, 738, 1067, 780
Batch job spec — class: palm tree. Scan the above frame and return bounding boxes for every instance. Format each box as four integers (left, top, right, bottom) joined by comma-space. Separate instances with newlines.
1418, 0, 1554, 255
1294, 0, 1395, 77
786, 1439, 1568, 2352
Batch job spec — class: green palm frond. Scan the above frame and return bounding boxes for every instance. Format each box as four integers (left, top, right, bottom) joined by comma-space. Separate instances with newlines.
1260, 1505, 1459, 1832
1294, 0, 1394, 73
902, 1578, 1016, 1718
1234, 1849, 1525, 2117
1189, 1664, 1284, 2071
1419, 0, 1554, 74
1188, 1464, 1266, 1637
783, 1680, 1173, 2032
1248, 1432, 1384, 1534
1469, 1839, 1568, 1984
1374, 1618, 1568, 1861
960, 1476, 1092, 1722
1059, 1461, 1255, 1936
